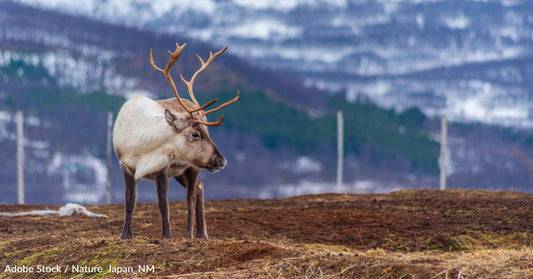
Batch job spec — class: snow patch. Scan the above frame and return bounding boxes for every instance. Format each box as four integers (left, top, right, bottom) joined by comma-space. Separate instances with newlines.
281, 156, 322, 174
0, 203, 107, 218
48, 153, 107, 204
123, 89, 156, 99
226, 19, 302, 41
231, 0, 347, 11
0, 50, 138, 94
15, 0, 216, 21
443, 14, 470, 29
257, 179, 403, 199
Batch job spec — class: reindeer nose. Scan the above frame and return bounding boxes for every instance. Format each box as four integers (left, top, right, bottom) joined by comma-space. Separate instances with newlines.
207, 156, 226, 173
213, 156, 226, 170
216, 157, 227, 169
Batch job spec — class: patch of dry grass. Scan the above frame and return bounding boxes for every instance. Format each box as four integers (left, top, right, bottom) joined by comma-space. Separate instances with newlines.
1, 235, 532, 278
155, 242, 533, 278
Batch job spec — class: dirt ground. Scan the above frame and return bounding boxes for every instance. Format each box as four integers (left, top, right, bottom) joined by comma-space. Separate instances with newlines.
0, 190, 532, 278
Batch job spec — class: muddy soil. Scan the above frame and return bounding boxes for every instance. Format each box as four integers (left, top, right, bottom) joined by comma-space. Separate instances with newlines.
0, 190, 531, 278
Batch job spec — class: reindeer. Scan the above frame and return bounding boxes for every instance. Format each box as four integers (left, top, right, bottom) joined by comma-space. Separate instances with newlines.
112, 43, 239, 239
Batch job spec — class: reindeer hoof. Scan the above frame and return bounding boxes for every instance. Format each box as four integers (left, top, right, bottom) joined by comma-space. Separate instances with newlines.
161, 233, 173, 239
121, 233, 132, 239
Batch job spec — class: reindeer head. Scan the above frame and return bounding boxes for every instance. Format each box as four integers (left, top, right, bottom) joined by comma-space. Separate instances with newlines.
150, 43, 239, 173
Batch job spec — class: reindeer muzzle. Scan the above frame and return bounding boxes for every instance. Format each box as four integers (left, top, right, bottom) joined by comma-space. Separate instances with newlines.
206, 156, 227, 173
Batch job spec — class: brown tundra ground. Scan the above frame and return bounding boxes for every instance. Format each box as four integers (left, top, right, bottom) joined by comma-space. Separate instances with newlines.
0, 190, 532, 278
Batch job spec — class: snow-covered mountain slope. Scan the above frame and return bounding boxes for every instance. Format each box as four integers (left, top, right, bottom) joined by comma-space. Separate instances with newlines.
11, 0, 533, 127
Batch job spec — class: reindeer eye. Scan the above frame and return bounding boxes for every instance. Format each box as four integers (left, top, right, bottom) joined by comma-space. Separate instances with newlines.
191, 132, 200, 138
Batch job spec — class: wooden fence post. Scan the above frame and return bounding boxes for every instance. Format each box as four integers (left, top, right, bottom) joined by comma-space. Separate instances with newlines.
17, 111, 24, 204
440, 114, 447, 190
106, 111, 113, 204
337, 110, 344, 192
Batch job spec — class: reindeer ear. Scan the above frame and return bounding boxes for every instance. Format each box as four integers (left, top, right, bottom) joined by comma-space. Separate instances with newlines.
164, 109, 176, 126
165, 109, 189, 130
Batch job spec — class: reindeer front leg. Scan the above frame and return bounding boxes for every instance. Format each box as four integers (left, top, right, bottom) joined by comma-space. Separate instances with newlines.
185, 180, 196, 238
156, 168, 172, 238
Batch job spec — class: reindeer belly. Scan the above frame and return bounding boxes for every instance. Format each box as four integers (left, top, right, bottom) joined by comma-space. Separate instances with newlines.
137, 163, 188, 181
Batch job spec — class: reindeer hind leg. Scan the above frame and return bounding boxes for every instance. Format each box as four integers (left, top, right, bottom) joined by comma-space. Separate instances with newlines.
175, 167, 200, 239
121, 166, 136, 239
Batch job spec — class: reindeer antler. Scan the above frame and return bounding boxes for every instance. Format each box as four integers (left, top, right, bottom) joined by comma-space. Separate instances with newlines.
180, 46, 239, 126
150, 43, 239, 126
150, 43, 193, 115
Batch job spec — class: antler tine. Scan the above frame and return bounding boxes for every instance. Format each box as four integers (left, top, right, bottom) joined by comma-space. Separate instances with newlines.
149, 49, 165, 74
194, 115, 224, 127
150, 43, 187, 74
194, 53, 205, 65
180, 46, 229, 107
203, 90, 240, 115
190, 98, 218, 113
149, 43, 194, 115
189, 91, 238, 126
